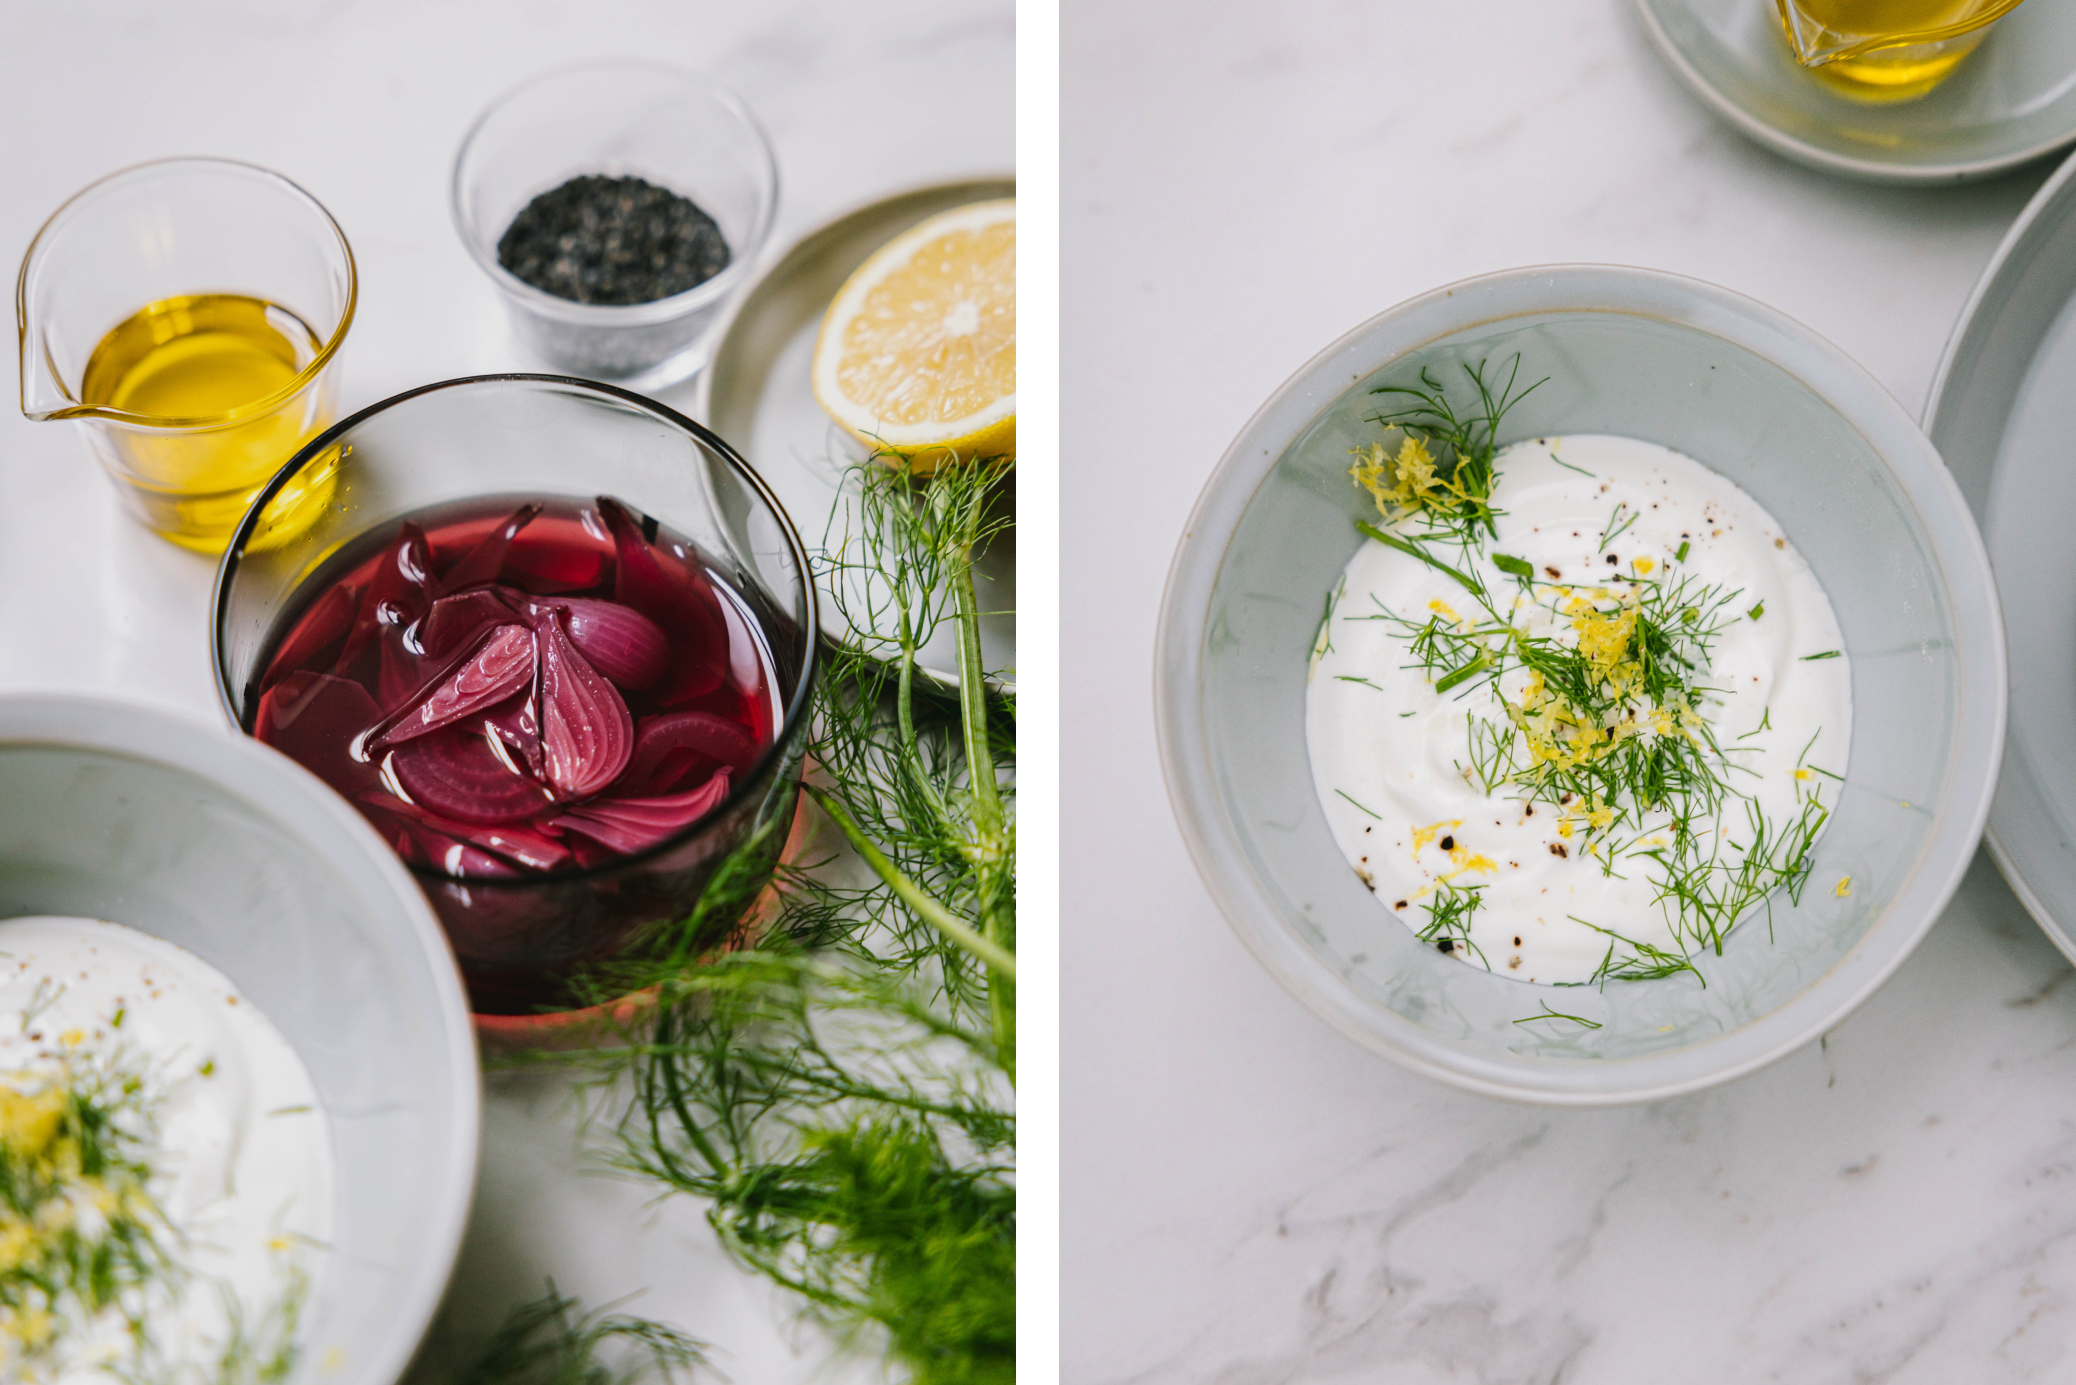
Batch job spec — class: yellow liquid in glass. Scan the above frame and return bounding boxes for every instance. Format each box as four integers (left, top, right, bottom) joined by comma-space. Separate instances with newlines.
1782, 0, 2010, 100
79, 294, 336, 553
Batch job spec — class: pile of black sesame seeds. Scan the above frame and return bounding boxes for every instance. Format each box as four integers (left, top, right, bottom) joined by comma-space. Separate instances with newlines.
497, 174, 732, 306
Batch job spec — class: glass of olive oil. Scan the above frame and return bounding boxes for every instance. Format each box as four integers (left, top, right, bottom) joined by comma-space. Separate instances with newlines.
17, 158, 356, 554
1776, 0, 2029, 101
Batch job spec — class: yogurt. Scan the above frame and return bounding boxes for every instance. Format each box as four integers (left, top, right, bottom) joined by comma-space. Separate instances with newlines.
0, 916, 331, 1381
1306, 435, 1852, 984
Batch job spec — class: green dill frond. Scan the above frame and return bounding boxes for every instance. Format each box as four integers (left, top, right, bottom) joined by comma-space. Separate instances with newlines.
1365, 354, 1547, 543
1342, 356, 1845, 983
603, 954, 1013, 1384
1417, 882, 1489, 969
554, 450, 1016, 1385
1513, 1003, 1601, 1029
0, 1040, 180, 1376
1573, 917, 1704, 987
414, 1282, 706, 1385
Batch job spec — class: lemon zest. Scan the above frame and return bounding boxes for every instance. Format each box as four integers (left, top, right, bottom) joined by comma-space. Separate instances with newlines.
1350, 435, 1441, 518
1410, 819, 1460, 854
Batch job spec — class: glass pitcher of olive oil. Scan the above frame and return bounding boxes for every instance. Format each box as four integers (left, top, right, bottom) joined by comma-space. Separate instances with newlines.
1776, 0, 2029, 100
17, 158, 356, 554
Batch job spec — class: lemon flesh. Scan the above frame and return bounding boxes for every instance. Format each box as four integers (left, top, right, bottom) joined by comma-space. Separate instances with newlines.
812, 199, 1015, 466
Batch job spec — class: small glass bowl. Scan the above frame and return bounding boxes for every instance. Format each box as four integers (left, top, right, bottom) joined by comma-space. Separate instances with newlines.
451, 61, 780, 391
17, 157, 356, 553
211, 375, 818, 1016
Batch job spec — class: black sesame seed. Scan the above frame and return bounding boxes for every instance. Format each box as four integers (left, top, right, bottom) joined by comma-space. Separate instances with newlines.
1513, 936, 1523, 946
1437, 939, 1454, 953
497, 174, 731, 305
1439, 835, 1455, 851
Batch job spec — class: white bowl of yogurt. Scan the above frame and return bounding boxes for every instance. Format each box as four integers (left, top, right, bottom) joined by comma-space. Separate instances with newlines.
0, 694, 479, 1381
1155, 265, 2005, 1105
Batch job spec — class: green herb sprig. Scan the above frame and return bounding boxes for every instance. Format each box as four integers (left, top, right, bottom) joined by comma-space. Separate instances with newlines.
1339, 358, 1840, 975
1364, 356, 1548, 545
1416, 882, 1489, 969
1513, 1003, 1602, 1029
0, 1037, 176, 1376
561, 451, 1016, 1385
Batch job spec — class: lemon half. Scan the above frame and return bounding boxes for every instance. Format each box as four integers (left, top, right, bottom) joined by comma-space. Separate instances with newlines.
812, 198, 1015, 466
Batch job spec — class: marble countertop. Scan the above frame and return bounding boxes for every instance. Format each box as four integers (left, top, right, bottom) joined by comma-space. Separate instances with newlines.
0, 1, 1011, 1380
1063, 2, 2076, 1381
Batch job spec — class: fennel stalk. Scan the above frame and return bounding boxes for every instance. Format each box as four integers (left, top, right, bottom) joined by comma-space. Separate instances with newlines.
589, 453, 1015, 1385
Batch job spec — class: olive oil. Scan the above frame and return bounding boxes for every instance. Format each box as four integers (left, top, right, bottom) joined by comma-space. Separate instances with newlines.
1778, 0, 2021, 101
77, 294, 336, 552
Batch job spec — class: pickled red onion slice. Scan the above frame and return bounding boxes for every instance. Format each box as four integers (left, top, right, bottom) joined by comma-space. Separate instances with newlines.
550, 770, 733, 856
512, 594, 669, 691
364, 793, 571, 873
376, 623, 431, 713
597, 497, 727, 702
623, 711, 759, 795
392, 824, 524, 880
336, 521, 434, 673
421, 587, 520, 659
482, 689, 544, 779
538, 611, 633, 799
389, 728, 550, 824
373, 624, 536, 749
438, 502, 541, 593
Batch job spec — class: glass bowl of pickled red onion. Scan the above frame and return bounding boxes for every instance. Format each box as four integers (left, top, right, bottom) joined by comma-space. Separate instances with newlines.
211, 374, 817, 1016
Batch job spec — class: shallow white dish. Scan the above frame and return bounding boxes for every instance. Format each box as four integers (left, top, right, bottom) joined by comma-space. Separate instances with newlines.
1634, 0, 2076, 183
1155, 264, 2005, 1105
1926, 145, 2076, 966
695, 177, 1017, 689
0, 694, 479, 1384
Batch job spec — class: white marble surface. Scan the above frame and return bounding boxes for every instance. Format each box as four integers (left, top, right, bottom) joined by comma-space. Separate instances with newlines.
1063, 2, 2076, 1381
0, 1, 1011, 1380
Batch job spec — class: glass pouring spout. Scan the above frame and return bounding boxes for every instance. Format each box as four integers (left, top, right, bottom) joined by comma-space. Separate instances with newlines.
17, 299, 82, 424
1774, 0, 2026, 67
15, 158, 356, 553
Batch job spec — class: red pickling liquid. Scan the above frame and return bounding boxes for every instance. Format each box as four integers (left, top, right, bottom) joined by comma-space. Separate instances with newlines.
252, 495, 777, 882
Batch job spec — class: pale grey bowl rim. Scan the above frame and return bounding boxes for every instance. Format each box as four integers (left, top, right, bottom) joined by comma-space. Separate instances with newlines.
0, 692, 481, 1384
1631, 0, 2076, 184
1925, 142, 2076, 965
1153, 263, 2007, 1106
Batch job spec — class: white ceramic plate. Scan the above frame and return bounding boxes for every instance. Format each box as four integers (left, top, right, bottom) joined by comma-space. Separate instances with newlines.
1635, 0, 2076, 183
1927, 145, 2076, 963
695, 178, 1016, 689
